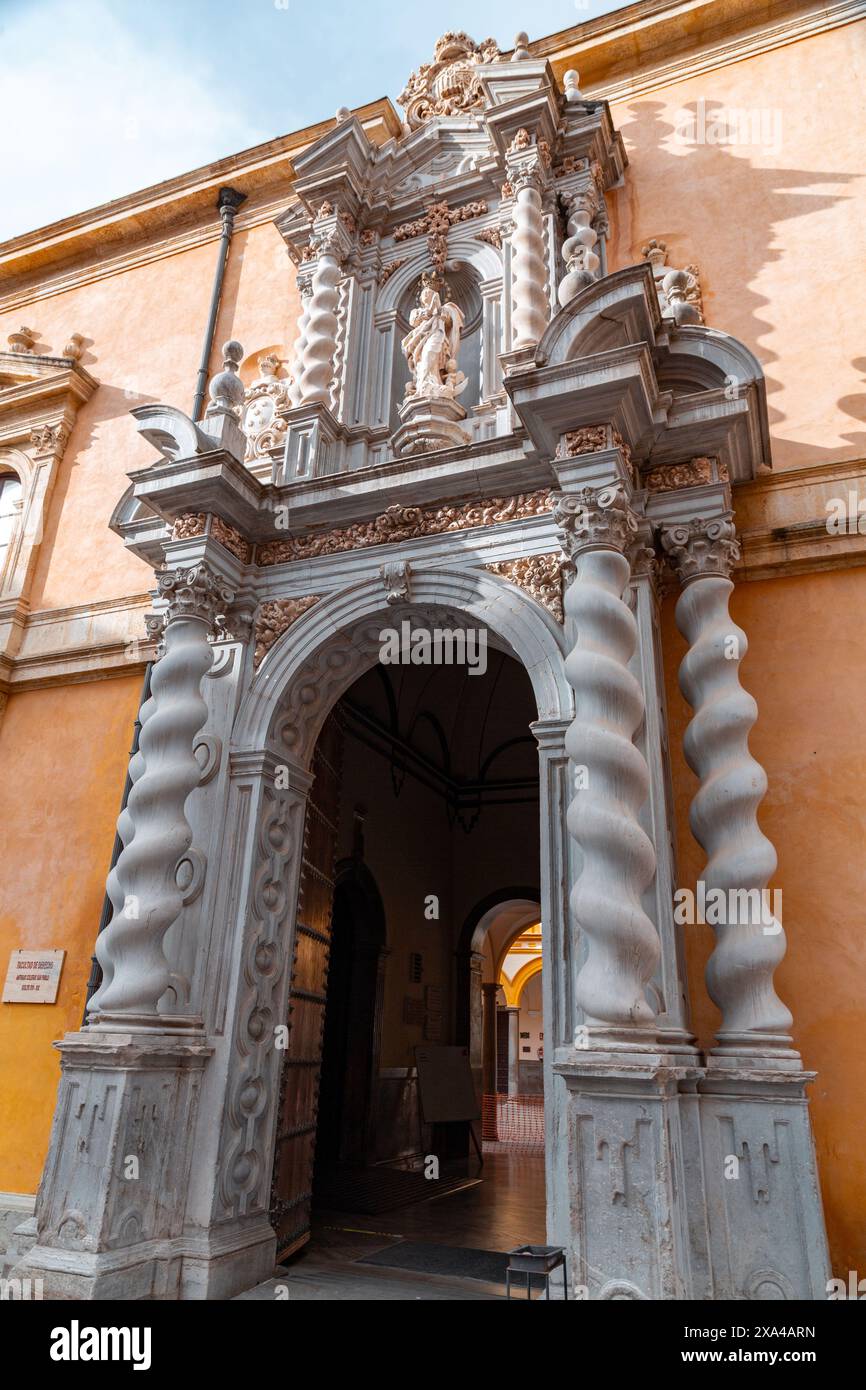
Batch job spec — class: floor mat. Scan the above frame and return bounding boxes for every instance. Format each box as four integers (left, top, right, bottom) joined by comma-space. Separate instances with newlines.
312, 1166, 481, 1215
359, 1240, 546, 1290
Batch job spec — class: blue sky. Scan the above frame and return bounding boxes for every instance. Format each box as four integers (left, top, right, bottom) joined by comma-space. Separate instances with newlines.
1, 0, 627, 241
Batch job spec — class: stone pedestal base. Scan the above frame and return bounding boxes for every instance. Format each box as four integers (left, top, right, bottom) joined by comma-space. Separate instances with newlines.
554, 1052, 710, 1300
700, 1059, 831, 1300
392, 394, 470, 457
11, 1028, 211, 1301
279, 401, 342, 480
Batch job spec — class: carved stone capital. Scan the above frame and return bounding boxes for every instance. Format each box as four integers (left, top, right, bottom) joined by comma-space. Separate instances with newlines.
157, 564, 234, 631
30, 422, 70, 458
553, 483, 642, 560
661, 516, 740, 583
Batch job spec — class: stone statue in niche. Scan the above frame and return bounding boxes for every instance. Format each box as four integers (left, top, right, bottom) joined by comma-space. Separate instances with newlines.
401, 277, 467, 401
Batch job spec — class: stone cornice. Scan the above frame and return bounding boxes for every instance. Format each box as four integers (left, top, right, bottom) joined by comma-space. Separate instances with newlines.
0, 356, 99, 446
531, 0, 866, 105
732, 456, 866, 580
1, 593, 154, 691
0, 100, 402, 312
3, 4, 861, 312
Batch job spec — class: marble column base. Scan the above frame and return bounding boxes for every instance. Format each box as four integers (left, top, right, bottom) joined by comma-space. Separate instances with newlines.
699, 1059, 831, 1300
11, 1028, 212, 1301
174, 1214, 277, 1300
554, 1052, 711, 1300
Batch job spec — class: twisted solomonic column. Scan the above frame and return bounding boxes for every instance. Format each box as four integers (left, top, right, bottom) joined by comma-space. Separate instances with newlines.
88, 563, 232, 1025
662, 517, 794, 1056
510, 167, 549, 351
287, 272, 313, 408
298, 233, 342, 406
555, 485, 661, 1045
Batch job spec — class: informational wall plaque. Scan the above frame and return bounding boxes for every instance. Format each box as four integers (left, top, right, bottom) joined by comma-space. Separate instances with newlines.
3, 949, 65, 1003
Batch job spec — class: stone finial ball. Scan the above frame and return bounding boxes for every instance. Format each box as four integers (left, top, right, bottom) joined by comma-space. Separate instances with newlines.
335, 106, 351, 122
564, 69, 583, 101
515, 31, 529, 47
223, 340, 244, 366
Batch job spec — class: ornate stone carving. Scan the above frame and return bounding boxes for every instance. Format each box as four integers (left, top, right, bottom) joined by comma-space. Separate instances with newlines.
558, 423, 631, 466
397, 32, 501, 130
393, 199, 488, 283
253, 596, 321, 668
475, 227, 502, 250
171, 513, 252, 565
242, 354, 292, 460
486, 554, 564, 622
645, 457, 729, 493
662, 517, 793, 1052
553, 483, 642, 560
220, 784, 305, 1217
641, 239, 703, 325
172, 513, 207, 542
257, 488, 554, 565
378, 257, 407, 286
210, 517, 252, 565
380, 560, 411, 604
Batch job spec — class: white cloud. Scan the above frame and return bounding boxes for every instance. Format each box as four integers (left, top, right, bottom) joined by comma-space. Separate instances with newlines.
0, 0, 268, 241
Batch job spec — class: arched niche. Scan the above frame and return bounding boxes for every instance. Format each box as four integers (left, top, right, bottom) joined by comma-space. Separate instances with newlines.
390, 264, 484, 433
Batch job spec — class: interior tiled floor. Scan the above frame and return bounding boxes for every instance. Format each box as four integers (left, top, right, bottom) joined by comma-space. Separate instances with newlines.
237, 1149, 546, 1301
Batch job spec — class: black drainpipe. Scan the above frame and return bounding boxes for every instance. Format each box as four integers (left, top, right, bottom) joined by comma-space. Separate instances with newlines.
83, 661, 153, 1019
191, 185, 247, 421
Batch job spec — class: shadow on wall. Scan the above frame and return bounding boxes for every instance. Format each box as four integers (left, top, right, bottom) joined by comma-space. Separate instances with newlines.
612, 99, 866, 466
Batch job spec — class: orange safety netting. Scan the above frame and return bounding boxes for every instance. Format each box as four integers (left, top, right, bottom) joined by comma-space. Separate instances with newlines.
481, 1093, 545, 1149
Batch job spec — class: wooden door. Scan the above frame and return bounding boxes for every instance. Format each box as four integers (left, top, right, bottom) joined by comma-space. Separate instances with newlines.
269, 714, 343, 1261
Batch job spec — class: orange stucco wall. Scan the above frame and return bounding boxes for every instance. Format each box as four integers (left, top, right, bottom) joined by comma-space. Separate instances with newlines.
0, 675, 142, 1193
608, 22, 866, 470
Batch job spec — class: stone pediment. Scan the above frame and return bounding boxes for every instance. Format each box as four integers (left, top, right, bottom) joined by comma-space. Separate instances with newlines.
0, 344, 97, 451
507, 264, 771, 482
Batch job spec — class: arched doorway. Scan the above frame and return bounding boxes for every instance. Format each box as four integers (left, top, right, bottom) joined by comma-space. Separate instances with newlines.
261, 621, 563, 1270
222, 571, 572, 1290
